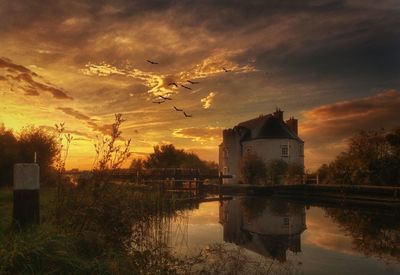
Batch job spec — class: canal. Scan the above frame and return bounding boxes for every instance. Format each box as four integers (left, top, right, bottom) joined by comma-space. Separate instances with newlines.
163, 196, 400, 274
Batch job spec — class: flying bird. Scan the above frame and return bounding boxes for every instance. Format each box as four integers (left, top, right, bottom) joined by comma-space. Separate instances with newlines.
183, 112, 192, 117
147, 60, 159, 65
159, 95, 172, 100
152, 100, 165, 104
168, 82, 178, 88
187, 80, 200, 84
222, 67, 230, 72
173, 106, 183, 112
181, 84, 192, 90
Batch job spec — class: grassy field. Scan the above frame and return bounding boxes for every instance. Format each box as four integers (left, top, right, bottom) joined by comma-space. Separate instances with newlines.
0, 186, 56, 235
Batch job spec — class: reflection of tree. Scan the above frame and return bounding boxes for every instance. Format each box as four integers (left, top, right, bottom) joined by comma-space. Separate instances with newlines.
239, 197, 269, 219
324, 208, 400, 262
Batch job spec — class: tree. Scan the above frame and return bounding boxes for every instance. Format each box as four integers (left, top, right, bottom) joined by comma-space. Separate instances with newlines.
130, 158, 144, 172
145, 144, 186, 169
286, 162, 304, 183
266, 159, 288, 185
0, 124, 18, 186
317, 128, 400, 186
142, 144, 217, 173
18, 125, 60, 180
239, 153, 267, 185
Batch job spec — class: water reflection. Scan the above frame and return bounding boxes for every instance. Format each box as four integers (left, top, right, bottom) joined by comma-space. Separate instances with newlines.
324, 207, 400, 262
219, 197, 306, 262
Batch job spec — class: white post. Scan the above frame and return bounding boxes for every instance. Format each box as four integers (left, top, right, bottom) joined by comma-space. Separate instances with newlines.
13, 163, 40, 227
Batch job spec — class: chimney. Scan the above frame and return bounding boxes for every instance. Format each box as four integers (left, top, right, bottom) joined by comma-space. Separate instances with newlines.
286, 116, 298, 135
273, 108, 284, 121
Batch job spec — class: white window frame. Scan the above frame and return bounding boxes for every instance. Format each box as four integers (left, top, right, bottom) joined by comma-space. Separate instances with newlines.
281, 145, 288, 157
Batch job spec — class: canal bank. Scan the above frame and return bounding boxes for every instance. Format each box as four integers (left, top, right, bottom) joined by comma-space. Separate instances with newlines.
203, 183, 400, 209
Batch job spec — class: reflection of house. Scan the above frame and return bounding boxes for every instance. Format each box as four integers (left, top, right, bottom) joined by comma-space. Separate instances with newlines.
218, 109, 304, 183
219, 198, 306, 262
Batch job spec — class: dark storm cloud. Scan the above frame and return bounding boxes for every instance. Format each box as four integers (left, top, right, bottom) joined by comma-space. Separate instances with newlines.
0, 57, 73, 99
1, 0, 398, 79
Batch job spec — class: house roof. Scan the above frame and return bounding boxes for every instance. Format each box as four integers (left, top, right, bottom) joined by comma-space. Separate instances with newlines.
235, 114, 303, 142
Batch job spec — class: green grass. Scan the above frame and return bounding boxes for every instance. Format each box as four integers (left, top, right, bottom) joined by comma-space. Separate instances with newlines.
0, 187, 12, 235
0, 186, 56, 235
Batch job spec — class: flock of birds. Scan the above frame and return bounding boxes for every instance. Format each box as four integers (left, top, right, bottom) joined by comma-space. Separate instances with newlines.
146, 59, 230, 118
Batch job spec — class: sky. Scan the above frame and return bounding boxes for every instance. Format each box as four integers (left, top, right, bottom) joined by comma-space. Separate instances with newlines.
0, 0, 399, 170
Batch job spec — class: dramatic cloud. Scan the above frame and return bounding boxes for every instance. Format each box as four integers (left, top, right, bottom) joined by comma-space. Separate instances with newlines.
173, 127, 222, 143
57, 107, 91, 121
1, 1, 399, 169
301, 90, 400, 142
56, 106, 111, 136
300, 90, 400, 168
201, 92, 216, 109
0, 57, 73, 99
81, 51, 255, 98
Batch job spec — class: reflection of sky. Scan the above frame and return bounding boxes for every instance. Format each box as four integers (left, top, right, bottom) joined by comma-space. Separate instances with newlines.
170, 201, 400, 274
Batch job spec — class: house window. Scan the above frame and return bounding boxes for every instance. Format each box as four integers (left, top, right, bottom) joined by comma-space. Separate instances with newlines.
283, 217, 289, 226
281, 145, 288, 157
223, 148, 229, 159
299, 144, 304, 156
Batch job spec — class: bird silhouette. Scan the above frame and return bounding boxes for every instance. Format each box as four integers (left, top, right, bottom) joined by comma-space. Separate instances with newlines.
168, 82, 178, 88
187, 80, 199, 84
183, 111, 192, 117
152, 100, 165, 104
174, 106, 183, 112
159, 95, 172, 100
147, 60, 159, 64
222, 67, 230, 72
181, 84, 192, 90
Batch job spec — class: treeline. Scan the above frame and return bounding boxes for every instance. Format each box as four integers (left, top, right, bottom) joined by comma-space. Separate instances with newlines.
0, 124, 59, 186
130, 144, 218, 174
317, 128, 400, 186
239, 153, 304, 185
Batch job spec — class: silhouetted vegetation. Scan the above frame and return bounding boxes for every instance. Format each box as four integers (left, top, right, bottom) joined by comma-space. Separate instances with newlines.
0, 124, 59, 186
317, 128, 400, 186
240, 154, 304, 185
240, 153, 267, 184
131, 144, 218, 174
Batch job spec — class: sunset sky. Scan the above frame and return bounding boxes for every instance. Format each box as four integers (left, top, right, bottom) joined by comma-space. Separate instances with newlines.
0, 0, 399, 170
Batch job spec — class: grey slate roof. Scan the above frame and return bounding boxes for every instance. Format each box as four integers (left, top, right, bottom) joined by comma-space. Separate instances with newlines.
235, 115, 303, 142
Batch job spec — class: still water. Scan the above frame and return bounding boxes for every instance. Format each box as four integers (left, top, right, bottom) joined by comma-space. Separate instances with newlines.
165, 197, 400, 275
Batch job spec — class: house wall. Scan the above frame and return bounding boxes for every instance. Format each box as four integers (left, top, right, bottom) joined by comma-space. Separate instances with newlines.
242, 138, 304, 167
219, 129, 242, 183
242, 207, 306, 235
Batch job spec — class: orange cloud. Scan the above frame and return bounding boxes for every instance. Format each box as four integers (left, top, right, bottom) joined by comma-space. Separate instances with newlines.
56, 106, 112, 136
0, 57, 73, 100
300, 90, 400, 169
173, 127, 222, 143
81, 50, 256, 99
201, 92, 216, 109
